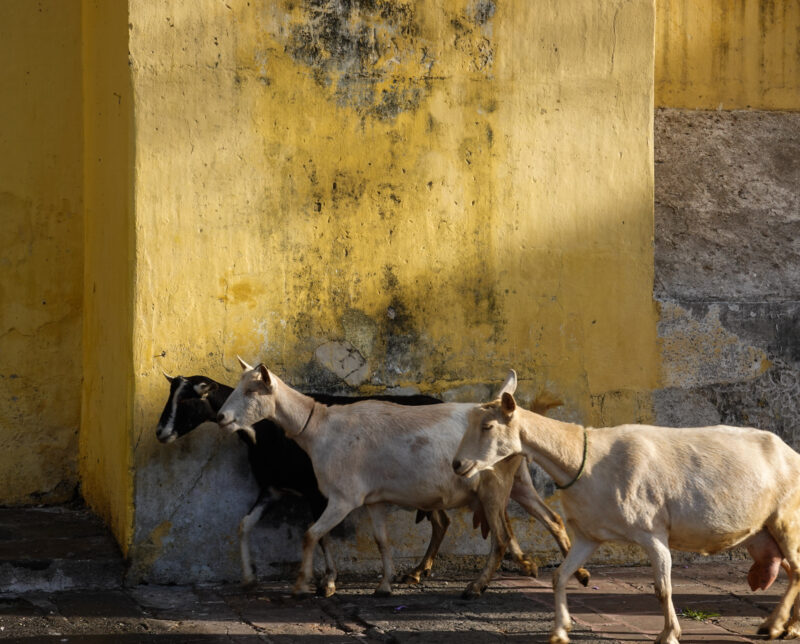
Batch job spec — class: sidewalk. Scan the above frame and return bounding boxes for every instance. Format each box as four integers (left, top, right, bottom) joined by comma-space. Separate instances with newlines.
0, 507, 778, 642
0, 561, 777, 643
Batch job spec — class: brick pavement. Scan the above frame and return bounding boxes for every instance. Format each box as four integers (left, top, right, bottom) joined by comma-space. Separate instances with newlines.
0, 560, 783, 643
495, 561, 774, 643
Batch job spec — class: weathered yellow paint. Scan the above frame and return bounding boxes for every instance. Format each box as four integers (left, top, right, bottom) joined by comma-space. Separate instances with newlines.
0, 1, 83, 505
1, 0, 660, 573
129, 0, 657, 451
79, 0, 135, 553
656, 0, 800, 109
129, 520, 173, 574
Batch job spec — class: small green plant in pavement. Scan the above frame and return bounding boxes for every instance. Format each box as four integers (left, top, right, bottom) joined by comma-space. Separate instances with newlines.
679, 607, 720, 621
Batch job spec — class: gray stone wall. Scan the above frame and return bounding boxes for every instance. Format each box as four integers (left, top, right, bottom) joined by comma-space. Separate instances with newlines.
653, 109, 800, 446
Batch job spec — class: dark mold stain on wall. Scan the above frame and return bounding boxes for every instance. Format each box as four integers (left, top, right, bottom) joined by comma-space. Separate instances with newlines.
375, 265, 431, 383
382, 297, 424, 380
281, 1, 497, 119
472, 0, 496, 25
284, 0, 427, 120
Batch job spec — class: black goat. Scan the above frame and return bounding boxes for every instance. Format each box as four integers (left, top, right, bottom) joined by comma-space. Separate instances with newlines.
156, 374, 442, 595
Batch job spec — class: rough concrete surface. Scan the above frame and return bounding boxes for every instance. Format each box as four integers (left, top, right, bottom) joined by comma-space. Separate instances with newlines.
653, 109, 800, 445
655, 109, 800, 303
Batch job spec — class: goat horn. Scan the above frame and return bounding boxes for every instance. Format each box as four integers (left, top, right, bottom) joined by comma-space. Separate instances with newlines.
236, 355, 253, 371
496, 369, 518, 398
161, 369, 174, 383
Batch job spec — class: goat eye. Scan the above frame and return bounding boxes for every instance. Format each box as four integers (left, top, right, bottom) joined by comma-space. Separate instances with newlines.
482, 423, 492, 432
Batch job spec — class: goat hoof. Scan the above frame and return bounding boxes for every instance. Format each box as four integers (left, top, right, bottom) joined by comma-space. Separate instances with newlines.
655, 632, 680, 644
241, 564, 257, 588
402, 568, 430, 585
549, 628, 570, 644
757, 622, 785, 640
783, 622, 800, 639
292, 585, 314, 599
373, 588, 392, 597
575, 568, 591, 587
520, 556, 539, 578
461, 583, 484, 599
318, 584, 336, 598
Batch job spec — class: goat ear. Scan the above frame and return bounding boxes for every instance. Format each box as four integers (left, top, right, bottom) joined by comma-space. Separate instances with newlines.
193, 381, 212, 396
257, 364, 273, 389
497, 369, 517, 397
501, 392, 517, 417
236, 355, 253, 371
161, 369, 174, 384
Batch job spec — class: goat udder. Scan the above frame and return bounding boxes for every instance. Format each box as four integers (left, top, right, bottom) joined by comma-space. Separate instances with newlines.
746, 530, 783, 591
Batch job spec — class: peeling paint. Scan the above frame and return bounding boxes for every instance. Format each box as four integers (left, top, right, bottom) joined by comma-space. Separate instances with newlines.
451, 3, 495, 72
128, 521, 172, 580
314, 340, 369, 386
659, 301, 770, 388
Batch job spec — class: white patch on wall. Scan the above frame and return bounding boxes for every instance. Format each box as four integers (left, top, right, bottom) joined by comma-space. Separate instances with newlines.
255, 316, 277, 359
314, 341, 369, 386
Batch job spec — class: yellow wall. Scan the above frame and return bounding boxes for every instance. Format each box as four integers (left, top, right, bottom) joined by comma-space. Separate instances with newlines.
0, 1, 83, 504
0, 0, 790, 574
129, 0, 657, 432
656, 0, 800, 109
0, 0, 659, 568
126, 0, 657, 578
80, 0, 135, 552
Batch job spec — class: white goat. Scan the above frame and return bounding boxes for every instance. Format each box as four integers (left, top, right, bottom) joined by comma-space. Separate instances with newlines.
453, 381, 800, 644
217, 360, 589, 597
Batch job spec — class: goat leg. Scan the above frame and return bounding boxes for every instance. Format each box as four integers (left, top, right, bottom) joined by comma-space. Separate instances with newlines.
366, 503, 395, 596
294, 499, 352, 598
757, 510, 800, 640
503, 510, 538, 577
316, 533, 337, 597
239, 491, 278, 587
402, 510, 450, 584
511, 465, 590, 586
463, 462, 518, 598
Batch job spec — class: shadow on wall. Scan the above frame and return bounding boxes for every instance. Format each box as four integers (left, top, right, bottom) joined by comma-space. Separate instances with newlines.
128, 0, 658, 584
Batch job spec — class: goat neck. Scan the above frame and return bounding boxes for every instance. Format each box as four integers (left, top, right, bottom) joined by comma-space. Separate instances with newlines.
272, 377, 319, 440
518, 410, 587, 490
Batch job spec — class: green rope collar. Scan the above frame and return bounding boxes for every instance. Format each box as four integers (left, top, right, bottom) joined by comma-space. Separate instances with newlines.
555, 426, 587, 490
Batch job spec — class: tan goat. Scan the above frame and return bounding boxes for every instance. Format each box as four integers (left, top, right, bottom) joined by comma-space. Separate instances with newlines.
453, 374, 800, 644
217, 362, 589, 597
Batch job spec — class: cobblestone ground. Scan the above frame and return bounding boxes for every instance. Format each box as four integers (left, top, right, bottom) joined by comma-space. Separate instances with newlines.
0, 561, 782, 643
